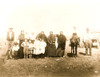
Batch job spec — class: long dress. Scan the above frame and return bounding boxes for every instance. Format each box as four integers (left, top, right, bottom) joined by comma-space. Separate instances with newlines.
33, 40, 46, 55
18, 34, 25, 58
46, 34, 56, 57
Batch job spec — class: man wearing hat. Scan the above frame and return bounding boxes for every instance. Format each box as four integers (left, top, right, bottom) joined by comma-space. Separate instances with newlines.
70, 33, 80, 57
6, 27, 15, 59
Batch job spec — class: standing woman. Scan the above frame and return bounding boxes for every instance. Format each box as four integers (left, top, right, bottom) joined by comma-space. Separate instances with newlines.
46, 31, 56, 57
36, 31, 47, 43
18, 30, 25, 58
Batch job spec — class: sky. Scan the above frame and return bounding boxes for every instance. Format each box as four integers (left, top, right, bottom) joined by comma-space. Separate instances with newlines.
0, 0, 100, 40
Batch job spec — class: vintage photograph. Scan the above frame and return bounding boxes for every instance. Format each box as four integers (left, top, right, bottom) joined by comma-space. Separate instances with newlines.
0, 0, 100, 77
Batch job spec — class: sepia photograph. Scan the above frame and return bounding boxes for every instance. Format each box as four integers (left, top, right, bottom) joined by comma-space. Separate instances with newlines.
0, 0, 100, 77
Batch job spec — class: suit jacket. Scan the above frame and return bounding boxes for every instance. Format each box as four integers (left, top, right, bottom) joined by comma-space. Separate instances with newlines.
58, 34, 66, 44
7, 31, 14, 41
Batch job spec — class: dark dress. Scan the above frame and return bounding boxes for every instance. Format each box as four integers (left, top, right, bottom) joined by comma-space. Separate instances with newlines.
18, 34, 25, 58
46, 34, 56, 57
36, 33, 47, 43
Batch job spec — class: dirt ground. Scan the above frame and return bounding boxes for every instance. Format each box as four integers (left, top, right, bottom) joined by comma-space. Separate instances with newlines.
0, 42, 100, 77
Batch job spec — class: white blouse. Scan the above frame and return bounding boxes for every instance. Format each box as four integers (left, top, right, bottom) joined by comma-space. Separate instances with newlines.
33, 40, 46, 55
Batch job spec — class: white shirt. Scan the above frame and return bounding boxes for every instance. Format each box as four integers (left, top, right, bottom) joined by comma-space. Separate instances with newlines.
30, 35, 35, 40
39, 41, 46, 54
55, 37, 58, 49
33, 40, 46, 55
9, 32, 12, 40
21, 42, 29, 47
12, 45, 19, 51
25, 34, 30, 39
84, 33, 92, 42
29, 43, 34, 49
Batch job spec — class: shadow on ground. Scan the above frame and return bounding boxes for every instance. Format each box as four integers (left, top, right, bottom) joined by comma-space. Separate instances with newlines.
79, 52, 86, 55
67, 53, 74, 57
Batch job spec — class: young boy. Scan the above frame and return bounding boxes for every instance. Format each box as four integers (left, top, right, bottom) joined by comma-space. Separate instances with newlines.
21, 39, 29, 58
28, 40, 34, 58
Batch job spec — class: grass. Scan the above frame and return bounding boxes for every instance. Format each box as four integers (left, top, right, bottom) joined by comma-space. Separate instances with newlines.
0, 55, 99, 77
0, 43, 100, 77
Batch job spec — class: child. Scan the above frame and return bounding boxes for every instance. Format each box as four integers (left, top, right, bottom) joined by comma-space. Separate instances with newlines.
28, 40, 34, 58
21, 39, 29, 58
39, 39, 47, 58
12, 42, 19, 59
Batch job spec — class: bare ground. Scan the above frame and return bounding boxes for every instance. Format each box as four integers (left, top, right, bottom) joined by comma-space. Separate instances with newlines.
0, 43, 100, 77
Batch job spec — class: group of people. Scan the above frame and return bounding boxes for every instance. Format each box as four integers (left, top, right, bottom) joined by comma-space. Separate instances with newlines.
6, 28, 67, 59
6, 27, 92, 59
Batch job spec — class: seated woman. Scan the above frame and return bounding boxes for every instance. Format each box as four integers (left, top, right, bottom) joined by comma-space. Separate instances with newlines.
12, 42, 19, 59
33, 38, 46, 58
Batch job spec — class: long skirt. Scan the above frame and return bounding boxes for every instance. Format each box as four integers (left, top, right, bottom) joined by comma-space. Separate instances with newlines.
18, 40, 24, 58
46, 44, 56, 57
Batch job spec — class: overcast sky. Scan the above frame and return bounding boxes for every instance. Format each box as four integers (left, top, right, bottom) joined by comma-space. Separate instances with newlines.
0, 0, 100, 39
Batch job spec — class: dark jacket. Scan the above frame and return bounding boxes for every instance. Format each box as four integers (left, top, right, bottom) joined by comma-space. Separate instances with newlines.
36, 33, 47, 42
58, 34, 66, 44
18, 34, 25, 41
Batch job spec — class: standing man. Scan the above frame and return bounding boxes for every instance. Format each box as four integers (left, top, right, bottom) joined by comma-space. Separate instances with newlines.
84, 28, 92, 56
70, 33, 80, 57
57, 31, 67, 50
6, 27, 15, 59
56, 31, 67, 57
